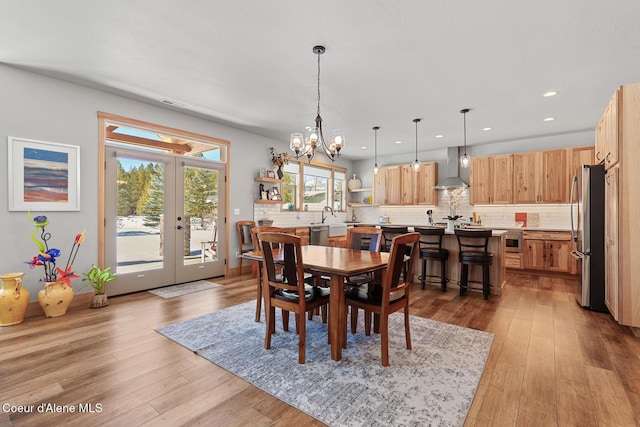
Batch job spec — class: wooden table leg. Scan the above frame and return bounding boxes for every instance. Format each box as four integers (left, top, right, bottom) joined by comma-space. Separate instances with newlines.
329, 274, 345, 361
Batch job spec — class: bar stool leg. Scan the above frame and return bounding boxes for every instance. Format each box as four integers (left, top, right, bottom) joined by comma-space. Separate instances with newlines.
460, 263, 469, 296
483, 265, 490, 300
421, 258, 427, 290
440, 259, 447, 292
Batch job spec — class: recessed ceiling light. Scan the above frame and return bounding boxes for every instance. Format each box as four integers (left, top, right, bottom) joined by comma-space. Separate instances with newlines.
482, 127, 492, 131
360, 146, 367, 149
543, 91, 559, 97
543, 117, 555, 122
395, 140, 402, 144
435, 134, 444, 138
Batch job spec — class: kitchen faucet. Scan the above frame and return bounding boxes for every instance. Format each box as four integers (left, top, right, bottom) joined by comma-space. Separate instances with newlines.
321, 206, 334, 224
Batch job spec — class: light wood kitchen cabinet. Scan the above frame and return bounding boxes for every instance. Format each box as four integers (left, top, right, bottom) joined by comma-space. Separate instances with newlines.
416, 161, 438, 205
513, 149, 566, 204
469, 154, 513, 204
522, 231, 575, 273
373, 162, 437, 206
567, 145, 595, 203
400, 164, 416, 205
604, 165, 619, 321
595, 88, 619, 169
373, 165, 401, 205
600, 82, 640, 330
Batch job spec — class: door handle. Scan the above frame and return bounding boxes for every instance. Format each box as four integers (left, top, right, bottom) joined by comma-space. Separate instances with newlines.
177, 225, 183, 230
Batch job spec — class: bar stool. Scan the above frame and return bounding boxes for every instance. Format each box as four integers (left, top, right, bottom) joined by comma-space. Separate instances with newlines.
454, 229, 493, 300
414, 227, 449, 292
381, 226, 411, 279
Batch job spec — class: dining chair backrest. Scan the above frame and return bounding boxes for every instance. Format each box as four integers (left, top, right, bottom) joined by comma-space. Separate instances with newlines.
259, 232, 305, 295
454, 229, 492, 255
385, 232, 420, 291
251, 226, 284, 251
237, 220, 256, 252
346, 226, 383, 252
414, 226, 445, 251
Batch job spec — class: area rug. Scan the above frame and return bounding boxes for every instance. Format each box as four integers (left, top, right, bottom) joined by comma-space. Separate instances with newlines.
147, 280, 222, 298
156, 301, 493, 426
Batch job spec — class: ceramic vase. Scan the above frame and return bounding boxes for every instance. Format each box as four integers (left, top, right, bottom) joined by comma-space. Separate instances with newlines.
276, 166, 283, 179
0, 272, 29, 326
446, 219, 456, 233
347, 174, 362, 191
38, 281, 74, 317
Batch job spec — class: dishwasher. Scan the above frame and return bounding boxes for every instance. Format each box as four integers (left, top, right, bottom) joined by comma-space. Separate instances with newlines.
310, 225, 329, 246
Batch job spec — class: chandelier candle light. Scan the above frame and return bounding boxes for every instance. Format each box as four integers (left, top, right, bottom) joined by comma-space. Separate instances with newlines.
290, 45, 345, 162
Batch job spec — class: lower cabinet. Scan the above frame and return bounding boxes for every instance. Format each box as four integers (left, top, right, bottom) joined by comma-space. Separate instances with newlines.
283, 227, 310, 246
522, 231, 576, 274
328, 235, 346, 248
504, 253, 523, 269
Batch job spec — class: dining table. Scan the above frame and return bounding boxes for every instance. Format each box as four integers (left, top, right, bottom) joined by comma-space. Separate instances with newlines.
242, 245, 389, 361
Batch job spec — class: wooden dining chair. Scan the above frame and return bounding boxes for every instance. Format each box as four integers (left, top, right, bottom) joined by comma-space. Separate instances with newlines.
345, 232, 420, 366
250, 226, 284, 322
260, 232, 331, 364
236, 220, 255, 275
344, 226, 383, 334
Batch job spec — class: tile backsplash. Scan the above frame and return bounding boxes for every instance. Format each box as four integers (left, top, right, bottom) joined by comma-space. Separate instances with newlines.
255, 188, 573, 230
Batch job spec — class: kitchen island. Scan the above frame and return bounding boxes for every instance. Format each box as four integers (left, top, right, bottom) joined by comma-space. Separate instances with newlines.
353, 224, 507, 296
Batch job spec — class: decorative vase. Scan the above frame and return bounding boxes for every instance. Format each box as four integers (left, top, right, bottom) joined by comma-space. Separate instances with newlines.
276, 166, 283, 179
38, 281, 74, 317
0, 272, 29, 326
348, 174, 362, 191
446, 219, 456, 232
90, 293, 109, 309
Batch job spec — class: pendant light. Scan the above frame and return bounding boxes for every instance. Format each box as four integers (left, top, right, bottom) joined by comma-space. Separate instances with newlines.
412, 118, 421, 172
460, 108, 471, 168
373, 126, 380, 175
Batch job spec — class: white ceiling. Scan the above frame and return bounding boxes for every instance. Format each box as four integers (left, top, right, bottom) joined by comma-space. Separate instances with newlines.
2, 1, 639, 160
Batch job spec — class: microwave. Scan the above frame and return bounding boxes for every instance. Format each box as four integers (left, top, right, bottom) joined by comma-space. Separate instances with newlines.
505, 230, 523, 253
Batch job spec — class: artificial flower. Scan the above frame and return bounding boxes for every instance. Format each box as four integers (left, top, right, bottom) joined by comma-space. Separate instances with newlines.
25, 211, 85, 284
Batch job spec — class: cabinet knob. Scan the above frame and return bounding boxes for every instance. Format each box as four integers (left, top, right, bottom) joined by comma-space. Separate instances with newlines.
606, 152, 612, 163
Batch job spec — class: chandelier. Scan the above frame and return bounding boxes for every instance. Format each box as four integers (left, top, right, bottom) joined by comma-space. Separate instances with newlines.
289, 45, 345, 162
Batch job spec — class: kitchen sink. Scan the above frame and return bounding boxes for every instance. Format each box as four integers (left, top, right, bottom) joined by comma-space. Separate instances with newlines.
328, 223, 347, 237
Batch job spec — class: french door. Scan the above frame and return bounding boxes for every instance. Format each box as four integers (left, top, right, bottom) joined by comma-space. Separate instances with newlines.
104, 145, 226, 295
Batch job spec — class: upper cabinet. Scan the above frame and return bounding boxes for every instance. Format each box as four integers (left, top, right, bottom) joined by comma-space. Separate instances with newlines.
595, 88, 619, 169
469, 154, 513, 204
415, 161, 438, 205
567, 145, 595, 202
513, 149, 566, 204
373, 162, 437, 206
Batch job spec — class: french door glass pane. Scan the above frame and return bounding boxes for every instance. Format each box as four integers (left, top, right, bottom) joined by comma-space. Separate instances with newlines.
182, 166, 219, 266
116, 157, 165, 274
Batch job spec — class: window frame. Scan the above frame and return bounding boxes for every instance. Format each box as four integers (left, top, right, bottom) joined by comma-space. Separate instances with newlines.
280, 160, 347, 212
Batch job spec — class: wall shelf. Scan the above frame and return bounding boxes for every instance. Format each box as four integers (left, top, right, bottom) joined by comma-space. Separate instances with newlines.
348, 187, 372, 193
254, 199, 283, 204
254, 177, 282, 183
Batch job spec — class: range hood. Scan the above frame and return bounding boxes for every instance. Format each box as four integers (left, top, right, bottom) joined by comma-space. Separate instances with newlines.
434, 147, 469, 189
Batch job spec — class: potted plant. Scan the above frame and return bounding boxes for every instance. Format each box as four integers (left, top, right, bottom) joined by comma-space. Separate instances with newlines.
80, 265, 116, 308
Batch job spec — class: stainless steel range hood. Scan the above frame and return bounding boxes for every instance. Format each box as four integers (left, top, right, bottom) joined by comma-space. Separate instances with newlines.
434, 147, 469, 189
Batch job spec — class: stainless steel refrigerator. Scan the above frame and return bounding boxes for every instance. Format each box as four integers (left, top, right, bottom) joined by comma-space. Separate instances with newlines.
570, 164, 607, 312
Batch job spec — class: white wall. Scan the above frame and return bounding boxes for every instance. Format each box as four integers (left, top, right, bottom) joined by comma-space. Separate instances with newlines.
0, 64, 299, 299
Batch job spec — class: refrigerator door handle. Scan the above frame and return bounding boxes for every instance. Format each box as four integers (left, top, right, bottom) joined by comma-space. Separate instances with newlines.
570, 175, 579, 242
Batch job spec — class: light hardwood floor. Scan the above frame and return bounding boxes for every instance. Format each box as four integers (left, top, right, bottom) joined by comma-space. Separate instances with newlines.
1, 273, 639, 426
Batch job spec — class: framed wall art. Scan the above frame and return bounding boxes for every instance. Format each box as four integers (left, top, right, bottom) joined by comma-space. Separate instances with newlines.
7, 136, 80, 211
